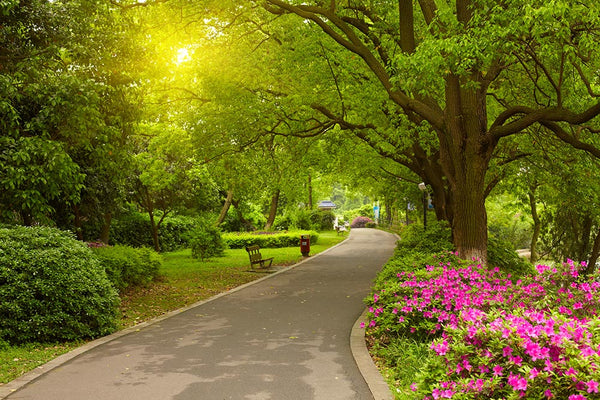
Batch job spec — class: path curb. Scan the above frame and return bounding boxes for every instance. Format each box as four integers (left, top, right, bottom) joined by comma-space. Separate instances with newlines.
351, 309, 394, 400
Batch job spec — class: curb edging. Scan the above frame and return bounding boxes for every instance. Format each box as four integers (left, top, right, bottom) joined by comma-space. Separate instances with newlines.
351, 309, 394, 400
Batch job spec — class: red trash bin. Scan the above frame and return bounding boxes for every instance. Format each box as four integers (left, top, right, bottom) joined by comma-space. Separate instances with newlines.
300, 234, 310, 256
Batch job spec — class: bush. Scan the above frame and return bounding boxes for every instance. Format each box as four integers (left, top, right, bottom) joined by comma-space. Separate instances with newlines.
290, 209, 335, 231
189, 225, 227, 261
365, 222, 377, 228
0, 226, 119, 344
223, 230, 319, 249
273, 214, 293, 231
91, 245, 162, 292
488, 234, 534, 278
397, 220, 453, 254
108, 213, 201, 251
351, 216, 374, 228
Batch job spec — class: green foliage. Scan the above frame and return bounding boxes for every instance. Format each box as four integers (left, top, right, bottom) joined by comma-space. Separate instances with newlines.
189, 225, 227, 261
488, 235, 534, 278
291, 209, 335, 231
90, 245, 162, 293
223, 230, 319, 249
0, 136, 84, 224
343, 204, 375, 222
0, 226, 119, 344
397, 220, 454, 254
107, 212, 199, 251
486, 194, 532, 249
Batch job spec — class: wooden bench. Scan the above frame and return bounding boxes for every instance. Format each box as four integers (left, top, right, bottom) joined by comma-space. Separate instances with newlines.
245, 245, 274, 270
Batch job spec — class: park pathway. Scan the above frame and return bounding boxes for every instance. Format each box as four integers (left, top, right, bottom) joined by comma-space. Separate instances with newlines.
5, 228, 397, 400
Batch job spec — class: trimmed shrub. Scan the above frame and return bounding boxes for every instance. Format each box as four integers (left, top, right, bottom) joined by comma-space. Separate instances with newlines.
0, 226, 119, 344
189, 225, 227, 260
351, 216, 374, 228
223, 230, 319, 249
91, 245, 162, 292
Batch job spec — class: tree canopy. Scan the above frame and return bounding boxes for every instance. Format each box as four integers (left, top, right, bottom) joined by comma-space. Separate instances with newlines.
3, 0, 600, 265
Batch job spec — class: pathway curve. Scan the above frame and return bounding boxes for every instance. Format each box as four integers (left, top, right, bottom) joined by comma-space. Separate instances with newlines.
5, 228, 397, 400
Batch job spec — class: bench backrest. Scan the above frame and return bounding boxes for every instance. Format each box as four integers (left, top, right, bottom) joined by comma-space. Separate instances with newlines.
245, 245, 263, 262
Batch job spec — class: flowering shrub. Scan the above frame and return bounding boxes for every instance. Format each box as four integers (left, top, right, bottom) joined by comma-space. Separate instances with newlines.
351, 216, 374, 228
365, 255, 600, 399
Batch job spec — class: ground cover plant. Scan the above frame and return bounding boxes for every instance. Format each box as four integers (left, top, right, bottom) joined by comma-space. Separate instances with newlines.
0, 231, 345, 384
365, 250, 600, 399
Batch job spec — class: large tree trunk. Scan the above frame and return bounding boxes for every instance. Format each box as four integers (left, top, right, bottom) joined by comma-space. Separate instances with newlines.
215, 189, 234, 226
440, 74, 493, 264
528, 186, 541, 264
264, 189, 280, 231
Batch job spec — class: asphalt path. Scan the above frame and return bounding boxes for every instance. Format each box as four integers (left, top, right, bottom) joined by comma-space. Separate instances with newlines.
5, 228, 397, 400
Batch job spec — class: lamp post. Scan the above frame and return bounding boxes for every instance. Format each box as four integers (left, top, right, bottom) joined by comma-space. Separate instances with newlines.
418, 182, 427, 231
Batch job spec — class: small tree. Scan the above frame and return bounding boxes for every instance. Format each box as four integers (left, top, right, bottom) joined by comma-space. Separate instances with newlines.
189, 224, 227, 261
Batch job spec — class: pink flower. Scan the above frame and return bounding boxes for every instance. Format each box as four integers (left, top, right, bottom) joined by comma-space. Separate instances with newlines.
587, 380, 599, 393
410, 383, 418, 392
493, 365, 503, 376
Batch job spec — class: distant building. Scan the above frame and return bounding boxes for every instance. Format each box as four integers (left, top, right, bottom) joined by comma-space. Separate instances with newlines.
317, 200, 336, 210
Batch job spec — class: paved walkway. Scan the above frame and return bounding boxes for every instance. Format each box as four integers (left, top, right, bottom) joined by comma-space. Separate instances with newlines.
3, 229, 397, 400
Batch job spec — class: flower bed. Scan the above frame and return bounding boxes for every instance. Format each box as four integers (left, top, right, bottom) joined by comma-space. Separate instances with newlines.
365, 254, 600, 399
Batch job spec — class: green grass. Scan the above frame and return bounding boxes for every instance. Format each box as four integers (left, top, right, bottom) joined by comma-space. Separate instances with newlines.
0, 342, 82, 384
0, 231, 346, 384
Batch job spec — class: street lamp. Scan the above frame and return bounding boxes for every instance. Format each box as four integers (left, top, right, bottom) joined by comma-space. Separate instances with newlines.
418, 182, 427, 231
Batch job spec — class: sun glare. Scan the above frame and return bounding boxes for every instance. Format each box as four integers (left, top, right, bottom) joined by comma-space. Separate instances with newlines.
175, 48, 191, 65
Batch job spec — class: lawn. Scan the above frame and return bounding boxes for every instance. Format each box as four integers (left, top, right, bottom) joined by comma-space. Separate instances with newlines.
0, 231, 346, 384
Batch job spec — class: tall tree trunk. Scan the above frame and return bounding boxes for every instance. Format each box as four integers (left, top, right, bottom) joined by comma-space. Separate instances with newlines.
216, 189, 234, 226
307, 174, 313, 210
100, 212, 112, 244
528, 186, 541, 264
264, 189, 280, 231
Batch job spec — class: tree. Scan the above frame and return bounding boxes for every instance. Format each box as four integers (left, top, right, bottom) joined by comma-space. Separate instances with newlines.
129, 124, 198, 251
0, 0, 143, 230
238, 0, 600, 263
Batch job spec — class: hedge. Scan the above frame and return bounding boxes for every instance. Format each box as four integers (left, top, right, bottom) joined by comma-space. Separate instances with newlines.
223, 231, 319, 249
